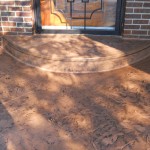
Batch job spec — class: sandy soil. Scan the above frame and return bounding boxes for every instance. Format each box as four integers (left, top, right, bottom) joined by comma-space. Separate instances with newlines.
0, 53, 149, 150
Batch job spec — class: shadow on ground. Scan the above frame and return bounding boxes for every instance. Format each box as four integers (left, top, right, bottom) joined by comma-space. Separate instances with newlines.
0, 45, 150, 149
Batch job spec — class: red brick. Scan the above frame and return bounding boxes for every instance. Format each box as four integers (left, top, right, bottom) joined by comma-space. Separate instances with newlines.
132, 30, 148, 35
16, 12, 32, 17
15, 1, 31, 6
125, 14, 141, 19
141, 25, 150, 30
8, 6, 22, 11
126, 2, 143, 7
24, 18, 32, 22
133, 20, 149, 24
1, 12, 15, 16
11, 28, 24, 32
23, 7, 31, 11
124, 25, 140, 29
2, 17, 8, 21
126, 8, 134, 13
9, 17, 23, 22
2, 22, 16, 27
17, 22, 32, 27
3, 27, 10, 32
124, 20, 132, 24
142, 14, 150, 19
25, 28, 32, 32
143, 3, 150, 7
0, 6, 8, 11
134, 8, 150, 13
0, 1, 15, 5
123, 30, 132, 34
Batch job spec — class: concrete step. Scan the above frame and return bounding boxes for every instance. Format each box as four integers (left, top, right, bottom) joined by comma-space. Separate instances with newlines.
2, 35, 150, 73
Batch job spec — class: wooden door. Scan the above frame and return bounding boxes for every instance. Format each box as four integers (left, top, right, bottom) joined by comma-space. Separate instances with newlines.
40, 0, 118, 29
40, 0, 68, 26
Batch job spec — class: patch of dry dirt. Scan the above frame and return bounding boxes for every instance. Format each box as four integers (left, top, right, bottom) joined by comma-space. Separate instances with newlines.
0, 53, 150, 150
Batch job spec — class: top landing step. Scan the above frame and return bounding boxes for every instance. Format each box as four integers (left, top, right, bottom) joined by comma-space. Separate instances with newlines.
2, 35, 150, 73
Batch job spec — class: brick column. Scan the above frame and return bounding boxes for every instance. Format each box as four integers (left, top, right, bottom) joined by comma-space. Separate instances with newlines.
124, 0, 150, 39
0, 0, 33, 35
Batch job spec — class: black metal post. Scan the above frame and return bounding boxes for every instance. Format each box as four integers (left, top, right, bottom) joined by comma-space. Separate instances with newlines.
34, 0, 42, 33
70, 2, 73, 29
84, 2, 86, 30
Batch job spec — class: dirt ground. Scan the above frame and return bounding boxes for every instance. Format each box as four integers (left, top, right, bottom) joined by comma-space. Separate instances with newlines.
0, 53, 150, 150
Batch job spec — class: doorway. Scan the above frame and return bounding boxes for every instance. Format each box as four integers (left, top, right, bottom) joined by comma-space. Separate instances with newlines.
34, 0, 125, 34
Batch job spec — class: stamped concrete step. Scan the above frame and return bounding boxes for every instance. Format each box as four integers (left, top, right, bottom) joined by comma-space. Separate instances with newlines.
2, 35, 150, 73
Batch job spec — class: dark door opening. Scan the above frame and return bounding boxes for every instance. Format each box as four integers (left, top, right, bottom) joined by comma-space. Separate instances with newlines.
34, 0, 125, 35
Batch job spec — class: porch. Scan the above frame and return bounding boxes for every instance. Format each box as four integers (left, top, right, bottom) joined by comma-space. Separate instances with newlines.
1, 34, 150, 73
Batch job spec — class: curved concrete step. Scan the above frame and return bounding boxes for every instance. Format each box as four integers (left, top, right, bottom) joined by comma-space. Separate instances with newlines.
3, 35, 150, 73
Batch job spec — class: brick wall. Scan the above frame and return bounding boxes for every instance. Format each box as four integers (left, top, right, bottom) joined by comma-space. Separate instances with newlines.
0, 0, 33, 36
124, 0, 150, 39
